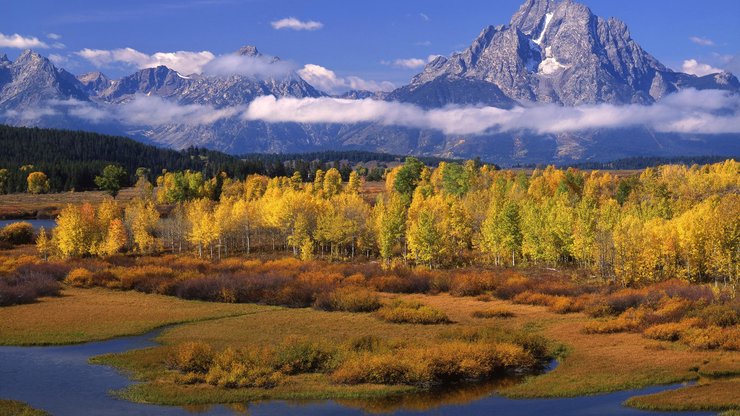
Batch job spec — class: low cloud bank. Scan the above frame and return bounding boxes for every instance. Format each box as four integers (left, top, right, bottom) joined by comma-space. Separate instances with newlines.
6, 89, 740, 136
242, 89, 740, 135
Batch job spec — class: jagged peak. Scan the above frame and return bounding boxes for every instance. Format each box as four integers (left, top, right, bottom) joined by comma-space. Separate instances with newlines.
0, 53, 9, 63
78, 71, 109, 81
511, 0, 558, 36
236, 45, 261, 57
14, 49, 47, 63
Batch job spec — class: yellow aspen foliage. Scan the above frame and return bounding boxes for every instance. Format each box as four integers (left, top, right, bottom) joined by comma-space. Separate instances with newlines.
36, 226, 53, 260
125, 198, 160, 254
323, 168, 342, 198
53, 204, 87, 258
347, 171, 362, 194
186, 198, 220, 258
99, 218, 128, 256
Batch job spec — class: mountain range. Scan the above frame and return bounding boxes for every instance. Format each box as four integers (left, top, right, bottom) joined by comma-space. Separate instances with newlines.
1, 0, 738, 164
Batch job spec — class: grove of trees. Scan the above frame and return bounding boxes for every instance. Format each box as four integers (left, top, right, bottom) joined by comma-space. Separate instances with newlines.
39, 158, 739, 287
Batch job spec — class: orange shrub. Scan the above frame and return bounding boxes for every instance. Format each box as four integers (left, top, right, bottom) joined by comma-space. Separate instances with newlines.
449, 272, 493, 297
313, 286, 381, 312
64, 268, 94, 287
583, 308, 646, 334
116, 265, 176, 293
643, 322, 689, 342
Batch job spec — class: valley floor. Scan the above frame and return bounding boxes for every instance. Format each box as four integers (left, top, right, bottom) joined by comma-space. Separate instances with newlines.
0, 286, 737, 413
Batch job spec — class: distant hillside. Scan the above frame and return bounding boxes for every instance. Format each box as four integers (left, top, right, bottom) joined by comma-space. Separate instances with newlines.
0, 125, 449, 193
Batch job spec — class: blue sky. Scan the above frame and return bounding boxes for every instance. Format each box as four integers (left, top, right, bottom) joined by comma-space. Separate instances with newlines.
3, 0, 739, 91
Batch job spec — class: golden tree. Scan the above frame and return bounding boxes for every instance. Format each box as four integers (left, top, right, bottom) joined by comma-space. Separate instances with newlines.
27, 171, 50, 194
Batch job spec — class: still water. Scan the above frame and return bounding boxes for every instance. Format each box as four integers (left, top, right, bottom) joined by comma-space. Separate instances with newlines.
0, 328, 716, 416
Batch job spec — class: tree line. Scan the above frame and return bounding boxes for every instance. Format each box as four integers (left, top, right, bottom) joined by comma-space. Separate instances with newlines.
38, 158, 738, 287
0, 125, 441, 193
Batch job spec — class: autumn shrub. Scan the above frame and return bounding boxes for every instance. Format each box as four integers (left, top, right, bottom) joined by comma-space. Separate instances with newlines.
643, 322, 689, 342
117, 265, 176, 294
0, 222, 35, 245
369, 273, 430, 294
471, 308, 515, 319
64, 268, 95, 287
647, 298, 694, 325
273, 336, 336, 374
551, 295, 593, 314
512, 291, 556, 306
168, 342, 214, 374
583, 307, 646, 334
172, 275, 222, 301
170, 256, 211, 273
342, 273, 367, 287
313, 286, 381, 312
449, 272, 493, 297
682, 326, 730, 350
376, 300, 450, 324
331, 353, 418, 385
697, 303, 739, 327
204, 347, 282, 389
0, 272, 60, 306
586, 288, 647, 317
332, 341, 537, 386
495, 275, 531, 299
14, 262, 70, 281
647, 279, 714, 304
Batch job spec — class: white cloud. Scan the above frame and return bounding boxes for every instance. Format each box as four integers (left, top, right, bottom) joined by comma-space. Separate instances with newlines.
0, 33, 49, 49
682, 59, 723, 77
390, 58, 426, 69
419, 13, 430, 21
241, 89, 740, 136
202, 54, 295, 78
76, 47, 216, 75
271, 17, 323, 31
297, 64, 395, 93
47, 33, 62, 40
34, 95, 245, 126
689, 36, 714, 46
416, 40, 432, 47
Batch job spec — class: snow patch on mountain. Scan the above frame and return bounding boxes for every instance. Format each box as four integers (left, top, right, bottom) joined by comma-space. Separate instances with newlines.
533, 12, 553, 45
538, 47, 567, 74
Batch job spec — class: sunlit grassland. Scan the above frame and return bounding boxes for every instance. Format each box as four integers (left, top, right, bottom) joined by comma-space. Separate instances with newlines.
0, 288, 272, 345
625, 378, 740, 412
